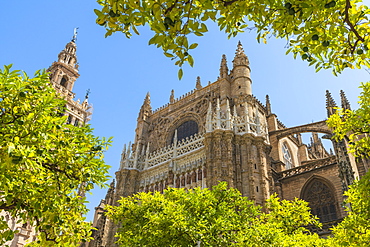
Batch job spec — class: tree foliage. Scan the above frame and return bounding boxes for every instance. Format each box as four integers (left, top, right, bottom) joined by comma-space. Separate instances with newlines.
327, 82, 370, 158
0, 66, 111, 246
106, 182, 327, 247
95, 0, 370, 78
329, 171, 370, 246
326, 82, 370, 246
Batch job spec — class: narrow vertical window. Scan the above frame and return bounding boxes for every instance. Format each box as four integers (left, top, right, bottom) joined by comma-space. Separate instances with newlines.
282, 143, 293, 169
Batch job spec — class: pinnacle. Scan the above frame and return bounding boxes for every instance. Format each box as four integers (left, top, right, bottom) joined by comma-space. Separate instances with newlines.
340, 90, 351, 110
196, 76, 202, 90
219, 54, 228, 78
144, 92, 151, 104
235, 41, 245, 56
325, 90, 336, 107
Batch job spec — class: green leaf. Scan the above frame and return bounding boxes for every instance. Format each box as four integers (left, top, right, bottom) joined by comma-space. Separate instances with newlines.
178, 68, 183, 80
189, 43, 198, 49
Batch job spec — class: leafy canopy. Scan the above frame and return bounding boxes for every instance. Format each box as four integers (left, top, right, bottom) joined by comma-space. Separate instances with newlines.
326, 82, 370, 246
327, 82, 370, 158
106, 182, 327, 247
0, 65, 111, 246
95, 0, 370, 78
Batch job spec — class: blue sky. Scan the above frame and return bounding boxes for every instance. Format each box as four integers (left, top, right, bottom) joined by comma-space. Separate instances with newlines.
1, 1, 369, 221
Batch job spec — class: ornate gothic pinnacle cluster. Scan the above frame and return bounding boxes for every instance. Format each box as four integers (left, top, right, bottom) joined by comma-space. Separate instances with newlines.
205, 98, 268, 139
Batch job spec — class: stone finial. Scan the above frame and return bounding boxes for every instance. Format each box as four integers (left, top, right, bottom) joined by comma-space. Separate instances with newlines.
326, 90, 337, 117
119, 143, 127, 170
170, 89, 175, 103
144, 143, 150, 169
266, 95, 271, 115
232, 41, 249, 67
139, 92, 152, 120
220, 54, 228, 79
195, 76, 202, 90
121, 144, 126, 159
236, 41, 244, 55
144, 92, 151, 105
340, 90, 351, 110
225, 99, 231, 130
206, 102, 213, 132
173, 129, 178, 144
233, 105, 237, 116
297, 133, 302, 145
216, 98, 221, 129
255, 109, 261, 134
173, 129, 178, 158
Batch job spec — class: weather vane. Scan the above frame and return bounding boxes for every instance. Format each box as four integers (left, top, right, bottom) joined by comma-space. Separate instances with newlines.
85, 89, 91, 100
72, 27, 79, 42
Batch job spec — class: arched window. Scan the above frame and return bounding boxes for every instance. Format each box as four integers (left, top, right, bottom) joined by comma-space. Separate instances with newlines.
66, 115, 72, 124
172, 120, 198, 143
74, 119, 79, 127
302, 179, 338, 223
282, 143, 293, 169
60, 76, 68, 88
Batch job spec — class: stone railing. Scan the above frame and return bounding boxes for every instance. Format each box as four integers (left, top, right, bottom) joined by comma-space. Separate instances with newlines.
280, 156, 336, 179
120, 133, 205, 170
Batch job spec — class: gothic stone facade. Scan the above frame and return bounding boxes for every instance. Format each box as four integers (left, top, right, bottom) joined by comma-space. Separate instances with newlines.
88, 42, 369, 246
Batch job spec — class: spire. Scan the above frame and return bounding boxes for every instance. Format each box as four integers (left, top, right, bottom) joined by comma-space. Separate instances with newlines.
220, 54, 229, 79
236, 41, 244, 55
195, 76, 202, 90
170, 89, 175, 103
326, 90, 337, 117
57, 38, 78, 69
144, 92, 151, 105
266, 95, 271, 115
232, 41, 249, 67
48, 32, 80, 92
139, 92, 152, 121
340, 90, 351, 110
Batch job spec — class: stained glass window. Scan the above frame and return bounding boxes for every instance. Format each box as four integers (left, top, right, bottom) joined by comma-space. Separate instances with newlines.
282, 143, 293, 169
172, 120, 198, 143
302, 179, 338, 223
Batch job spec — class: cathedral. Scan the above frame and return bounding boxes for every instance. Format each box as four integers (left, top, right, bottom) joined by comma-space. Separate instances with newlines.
87, 42, 369, 246
4, 36, 369, 246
